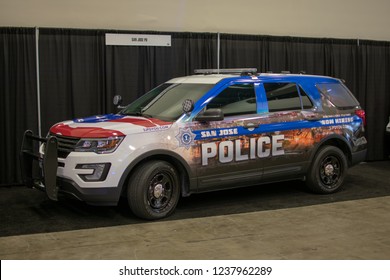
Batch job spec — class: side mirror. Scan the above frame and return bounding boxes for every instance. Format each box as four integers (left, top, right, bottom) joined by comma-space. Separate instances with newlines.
113, 95, 126, 109
194, 108, 224, 122
113, 95, 122, 106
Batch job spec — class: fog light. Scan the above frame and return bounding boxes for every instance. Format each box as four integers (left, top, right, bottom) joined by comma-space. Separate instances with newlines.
76, 163, 111, 182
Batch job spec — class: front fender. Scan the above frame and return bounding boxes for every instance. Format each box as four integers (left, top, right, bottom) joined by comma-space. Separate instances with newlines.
117, 149, 196, 198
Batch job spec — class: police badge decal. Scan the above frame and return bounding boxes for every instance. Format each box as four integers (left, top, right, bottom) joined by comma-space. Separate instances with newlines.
176, 127, 196, 149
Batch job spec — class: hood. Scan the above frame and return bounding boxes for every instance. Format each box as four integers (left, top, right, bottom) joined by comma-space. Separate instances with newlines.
50, 114, 173, 138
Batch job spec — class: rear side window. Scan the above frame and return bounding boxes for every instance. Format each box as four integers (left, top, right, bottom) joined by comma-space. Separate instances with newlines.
264, 83, 312, 112
316, 83, 359, 108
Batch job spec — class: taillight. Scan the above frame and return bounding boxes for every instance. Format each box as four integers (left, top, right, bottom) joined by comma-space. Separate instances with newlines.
355, 109, 366, 126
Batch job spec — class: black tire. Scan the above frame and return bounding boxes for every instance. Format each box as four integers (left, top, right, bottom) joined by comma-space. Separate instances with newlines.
127, 160, 180, 220
305, 145, 348, 194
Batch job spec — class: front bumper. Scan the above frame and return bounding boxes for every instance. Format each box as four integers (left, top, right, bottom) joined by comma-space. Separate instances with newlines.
57, 177, 122, 206
20, 130, 59, 200
20, 130, 121, 205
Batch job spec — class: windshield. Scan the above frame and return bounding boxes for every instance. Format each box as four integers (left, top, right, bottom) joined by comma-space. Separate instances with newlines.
121, 83, 214, 121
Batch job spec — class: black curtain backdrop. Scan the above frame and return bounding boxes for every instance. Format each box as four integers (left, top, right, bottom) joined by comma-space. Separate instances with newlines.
219, 34, 390, 161
0, 28, 38, 185
219, 35, 359, 98
357, 40, 390, 160
105, 31, 217, 112
39, 28, 107, 135
1, 27, 389, 186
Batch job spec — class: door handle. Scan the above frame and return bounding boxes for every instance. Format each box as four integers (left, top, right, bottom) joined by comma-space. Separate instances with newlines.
243, 123, 259, 129
304, 114, 321, 121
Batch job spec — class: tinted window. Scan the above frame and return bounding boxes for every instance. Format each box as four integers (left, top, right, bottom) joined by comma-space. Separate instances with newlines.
264, 83, 302, 112
316, 83, 359, 108
207, 84, 257, 116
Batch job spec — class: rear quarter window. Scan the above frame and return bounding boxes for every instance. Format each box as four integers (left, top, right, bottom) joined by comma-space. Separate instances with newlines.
316, 82, 359, 108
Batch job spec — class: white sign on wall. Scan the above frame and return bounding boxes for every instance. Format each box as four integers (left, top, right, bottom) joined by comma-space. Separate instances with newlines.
105, 33, 171, 47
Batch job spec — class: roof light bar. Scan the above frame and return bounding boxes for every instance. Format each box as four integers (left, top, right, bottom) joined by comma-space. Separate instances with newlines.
194, 68, 258, 75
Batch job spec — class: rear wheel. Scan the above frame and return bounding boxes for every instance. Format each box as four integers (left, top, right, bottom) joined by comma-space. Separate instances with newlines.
306, 145, 348, 194
127, 160, 180, 220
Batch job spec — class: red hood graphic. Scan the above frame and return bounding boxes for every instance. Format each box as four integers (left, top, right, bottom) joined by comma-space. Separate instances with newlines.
50, 123, 125, 138
50, 116, 172, 138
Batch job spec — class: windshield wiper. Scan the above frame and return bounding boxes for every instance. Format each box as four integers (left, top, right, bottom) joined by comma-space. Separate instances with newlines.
122, 112, 154, 118
121, 112, 141, 116
141, 113, 154, 118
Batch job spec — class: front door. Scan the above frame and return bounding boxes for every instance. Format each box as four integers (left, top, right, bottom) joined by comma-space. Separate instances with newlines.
189, 82, 265, 191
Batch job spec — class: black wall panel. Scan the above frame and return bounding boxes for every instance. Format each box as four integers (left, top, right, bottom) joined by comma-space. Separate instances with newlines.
0, 28, 38, 185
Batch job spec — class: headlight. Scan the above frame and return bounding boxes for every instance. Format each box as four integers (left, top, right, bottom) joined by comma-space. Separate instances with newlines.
75, 136, 124, 154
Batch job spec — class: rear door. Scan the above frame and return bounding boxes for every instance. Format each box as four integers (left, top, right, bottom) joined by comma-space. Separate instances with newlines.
258, 82, 317, 180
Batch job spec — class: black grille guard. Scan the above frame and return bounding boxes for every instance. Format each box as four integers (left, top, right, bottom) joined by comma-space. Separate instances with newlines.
20, 130, 59, 201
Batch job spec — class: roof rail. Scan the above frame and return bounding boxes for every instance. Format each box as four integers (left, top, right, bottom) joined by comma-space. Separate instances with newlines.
265, 70, 307, 75
194, 68, 258, 76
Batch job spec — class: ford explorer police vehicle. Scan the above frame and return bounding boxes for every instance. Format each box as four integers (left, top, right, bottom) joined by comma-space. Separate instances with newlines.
21, 68, 367, 220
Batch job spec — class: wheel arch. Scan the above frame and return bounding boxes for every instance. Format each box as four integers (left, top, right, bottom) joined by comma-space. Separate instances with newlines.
117, 150, 196, 199
309, 135, 353, 167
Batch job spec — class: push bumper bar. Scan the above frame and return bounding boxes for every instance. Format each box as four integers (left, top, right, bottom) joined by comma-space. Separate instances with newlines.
20, 130, 59, 201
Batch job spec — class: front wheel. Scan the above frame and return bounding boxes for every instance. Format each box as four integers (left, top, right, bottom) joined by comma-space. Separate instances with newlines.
127, 160, 181, 220
305, 145, 348, 194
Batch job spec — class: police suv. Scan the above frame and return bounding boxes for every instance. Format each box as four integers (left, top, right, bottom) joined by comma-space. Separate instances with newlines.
21, 69, 367, 220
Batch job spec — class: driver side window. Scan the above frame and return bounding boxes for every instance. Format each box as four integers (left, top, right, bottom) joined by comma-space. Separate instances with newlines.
206, 83, 257, 116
